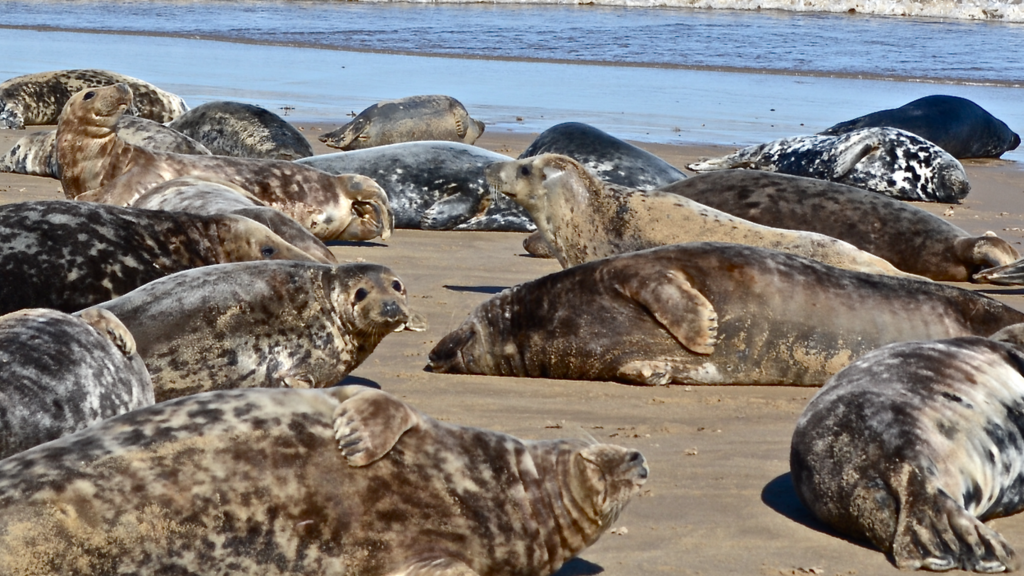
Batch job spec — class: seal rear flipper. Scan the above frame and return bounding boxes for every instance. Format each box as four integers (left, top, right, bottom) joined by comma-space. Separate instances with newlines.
387, 558, 480, 576
616, 270, 718, 354
971, 258, 1024, 286
332, 386, 420, 467
420, 195, 477, 230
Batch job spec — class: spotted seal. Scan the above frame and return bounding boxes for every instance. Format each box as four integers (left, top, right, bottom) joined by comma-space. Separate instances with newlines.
520, 122, 687, 189
821, 95, 1021, 159
0, 307, 152, 459
57, 84, 392, 242
428, 242, 1024, 386
85, 261, 426, 401
320, 94, 485, 150
489, 153, 914, 277
0, 385, 646, 575
659, 170, 1020, 283
0, 68, 187, 129
298, 141, 535, 231
790, 324, 1024, 571
686, 127, 971, 202
0, 200, 321, 315
167, 100, 315, 160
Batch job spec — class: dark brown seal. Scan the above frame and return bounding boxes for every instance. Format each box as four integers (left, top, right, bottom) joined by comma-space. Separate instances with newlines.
0, 385, 648, 576
428, 242, 1024, 386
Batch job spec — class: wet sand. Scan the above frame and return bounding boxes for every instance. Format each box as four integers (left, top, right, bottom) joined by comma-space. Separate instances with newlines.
3, 124, 1024, 575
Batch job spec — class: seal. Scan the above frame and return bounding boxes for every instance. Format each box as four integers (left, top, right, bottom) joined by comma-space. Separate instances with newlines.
790, 324, 1024, 572
519, 122, 687, 189
686, 127, 971, 203
167, 100, 315, 160
320, 94, 485, 150
57, 83, 393, 242
489, 153, 914, 277
298, 141, 535, 231
0, 68, 188, 129
0, 200, 322, 315
821, 95, 1021, 159
427, 242, 1024, 386
659, 170, 1020, 283
131, 176, 338, 265
85, 261, 427, 401
0, 307, 153, 460
0, 385, 648, 576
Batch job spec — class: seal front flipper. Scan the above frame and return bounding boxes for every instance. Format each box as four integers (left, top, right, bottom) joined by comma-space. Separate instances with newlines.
420, 194, 478, 230
387, 557, 480, 576
332, 386, 420, 467
832, 131, 881, 179
615, 269, 718, 354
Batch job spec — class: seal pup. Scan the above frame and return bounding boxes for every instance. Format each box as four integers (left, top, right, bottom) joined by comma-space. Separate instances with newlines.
0, 200, 321, 315
299, 141, 535, 231
821, 95, 1021, 159
0, 385, 647, 576
659, 170, 1020, 283
0, 307, 153, 459
85, 261, 427, 401
519, 122, 687, 189
167, 100, 315, 160
56, 83, 393, 242
428, 242, 1024, 386
0, 68, 187, 129
790, 325, 1024, 571
320, 94, 485, 150
686, 127, 971, 203
490, 154, 914, 278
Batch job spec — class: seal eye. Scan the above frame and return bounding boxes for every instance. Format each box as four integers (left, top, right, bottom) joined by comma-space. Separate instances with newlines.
260, 246, 276, 258
354, 287, 369, 303
83, 91, 96, 101
519, 165, 531, 177
392, 280, 403, 293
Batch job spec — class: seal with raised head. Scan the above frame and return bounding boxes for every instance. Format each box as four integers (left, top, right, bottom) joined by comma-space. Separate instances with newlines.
428, 242, 1024, 386
520, 122, 687, 189
0, 200, 322, 315
659, 170, 1020, 283
320, 94, 485, 150
57, 84, 392, 242
0, 385, 647, 576
0, 307, 152, 460
167, 100, 315, 160
790, 324, 1024, 572
489, 153, 914, 278
299, 141, 535, 231
0, 68, 188, 129
85, 261, 426, 401
686, 127, 971, 202
821, 95, 1021, 159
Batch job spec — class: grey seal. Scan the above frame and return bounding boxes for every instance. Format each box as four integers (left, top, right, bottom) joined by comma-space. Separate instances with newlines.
320, 94, 485, 150
167, 100, 315, 160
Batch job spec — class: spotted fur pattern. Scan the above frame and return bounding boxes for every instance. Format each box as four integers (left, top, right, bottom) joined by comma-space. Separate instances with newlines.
320, 95, 485, 150
168, 100, 314, 160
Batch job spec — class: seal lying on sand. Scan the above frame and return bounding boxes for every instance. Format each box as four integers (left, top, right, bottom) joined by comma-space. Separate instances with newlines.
686, 127, 971, 203
0, 307, 152, 459
791, 324, 1024, 572
489, 154, 913, 278
821, 95, 1021, 159
0, 385, 647, 576
321, 94, 485, 150
428, 242, 1024, 386
167, 100, 315, 160
85, 261, 426, 401
57, 84, 393, 242
660, 170, 1020, 283
0, 200, 320, 315
0, 68, 187, 129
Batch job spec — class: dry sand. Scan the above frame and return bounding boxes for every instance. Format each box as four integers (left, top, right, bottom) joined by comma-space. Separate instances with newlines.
3, 124, 1024, 576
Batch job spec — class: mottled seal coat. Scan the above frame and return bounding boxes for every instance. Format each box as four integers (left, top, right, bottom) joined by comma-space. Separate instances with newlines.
0, 68, 187, 129
0, 385, 647, 576
686, 127, 971, 202
57, 84, 393, 242
489, 154, 913, 278
299, 141, 535, 231
320, 94, 485, 150
821, 95, 1022, 159
790, 325, 1024, 572
427, 242, 1024, 386
167, 100, 315, 160
0, 200, 319, 315
0, 308, 153, 460
660, 170, 1020, 282
131, 176, 338, 264
86, 261, 426, 401
520, 122, 687, 189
